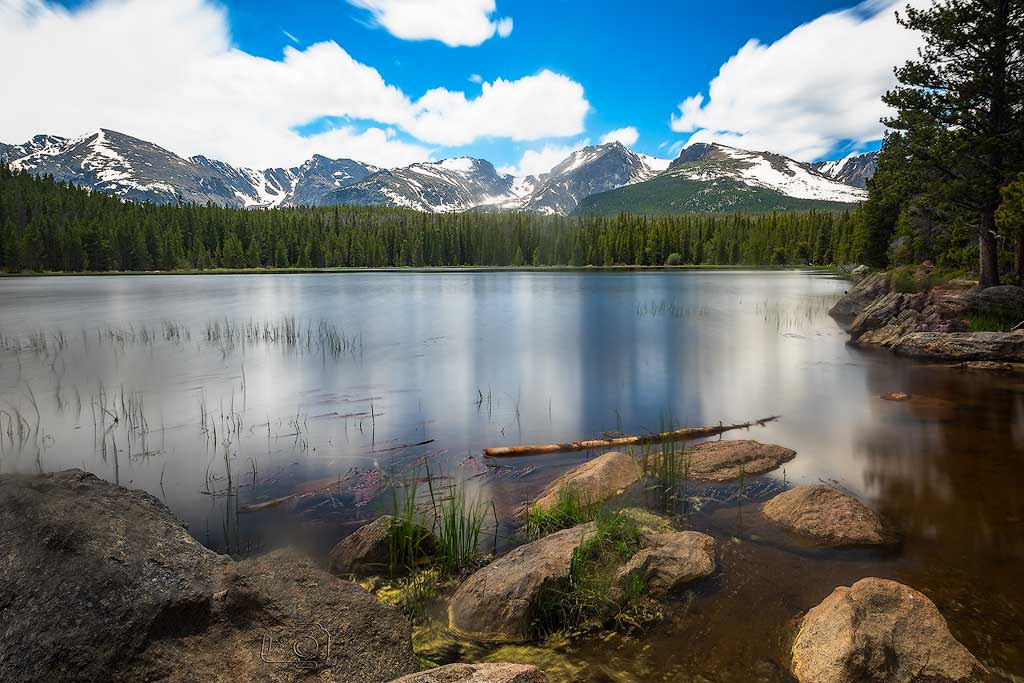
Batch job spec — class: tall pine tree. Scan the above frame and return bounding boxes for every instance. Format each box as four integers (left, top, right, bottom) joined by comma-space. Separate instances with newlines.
882, 0, 1024, 287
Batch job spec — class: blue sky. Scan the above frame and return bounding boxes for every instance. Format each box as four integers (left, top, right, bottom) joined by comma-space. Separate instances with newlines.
2, 0, 918, 173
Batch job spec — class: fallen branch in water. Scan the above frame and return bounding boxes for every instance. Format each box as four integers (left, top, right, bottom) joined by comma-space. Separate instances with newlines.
482, 416, 781, 458
371, 438, 435, 453
238, 494, 296, 513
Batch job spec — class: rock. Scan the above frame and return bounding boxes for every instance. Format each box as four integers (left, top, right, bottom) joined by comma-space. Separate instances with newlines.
0, 469, 417, 683
966, 285, 1024, 321
851, 264, 871, 276
328, 514, 436, 576
792, 578, 991, 683
448, 523, 595, 643
613, 531, 716, 598
686, 440, 797, 481
762, 485, 893, 547
829, 271, 888, 318
848, 291, 928, 342
880, 392, 912, 401
388, 663, 547, 683
616, 507, 675, 541
953, 360, 1020, 372
530, 450, 639, 511
891, 331, 1024, 361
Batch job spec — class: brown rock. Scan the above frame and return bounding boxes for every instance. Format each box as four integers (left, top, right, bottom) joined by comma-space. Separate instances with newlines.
793, 578, 991, 683
686, 440, 796, 481
447, 523, 594, 643
328, 514, 436, 576
613, 530, 716, 598
880, 392, 911, 401
530, 451, 639, 511
966, 285, 1024, 321
0, 469, 418, 683
762, 485, 892, 546
892, 331, 1024, 362
389, 663, 547, 683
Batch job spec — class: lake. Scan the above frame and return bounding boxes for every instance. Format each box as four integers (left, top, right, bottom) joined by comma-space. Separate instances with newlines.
0, 270, 1021, 680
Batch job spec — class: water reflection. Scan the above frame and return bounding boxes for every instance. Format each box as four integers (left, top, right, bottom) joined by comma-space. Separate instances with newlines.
0, 270, 1021, 675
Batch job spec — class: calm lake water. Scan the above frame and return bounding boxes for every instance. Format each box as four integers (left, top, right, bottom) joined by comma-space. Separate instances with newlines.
1, 270, 1021, 680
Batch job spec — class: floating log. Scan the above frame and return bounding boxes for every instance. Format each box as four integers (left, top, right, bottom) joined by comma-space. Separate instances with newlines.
483, 416, 781, 458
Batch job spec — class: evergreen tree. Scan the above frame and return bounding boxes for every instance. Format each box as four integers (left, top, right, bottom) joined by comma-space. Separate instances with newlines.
996, 172, 1024, 284
882, 0, 1024, 286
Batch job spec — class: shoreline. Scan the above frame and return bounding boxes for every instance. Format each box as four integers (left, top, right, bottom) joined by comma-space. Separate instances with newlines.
0, 264, 839, 278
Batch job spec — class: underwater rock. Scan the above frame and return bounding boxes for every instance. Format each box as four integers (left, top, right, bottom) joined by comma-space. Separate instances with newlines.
686, 440, 796, 481
793, 578, 992, 683
762, 485, 893, 547
389, 663, 546, 683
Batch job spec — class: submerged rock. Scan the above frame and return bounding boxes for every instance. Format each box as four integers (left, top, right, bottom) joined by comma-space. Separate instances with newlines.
0, 469, 417, 683
530, 450, 639, 511
686, 440, 797, 481
389, 663, 547, 683
448, 523, 595, 643
613, 530, 716, 598
328, 514, 437, 576
792, 578, 991, 683
892, 331, 1024, 362
762, 485, 893, 547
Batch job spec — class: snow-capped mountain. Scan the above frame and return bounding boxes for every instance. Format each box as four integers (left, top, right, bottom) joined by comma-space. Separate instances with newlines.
575, 142, 867, 215
499, 142, 670, 215
3, 129, 376, 208
321, 157, 515, 212
812, 151, 878, 189
2, 128, 871, 216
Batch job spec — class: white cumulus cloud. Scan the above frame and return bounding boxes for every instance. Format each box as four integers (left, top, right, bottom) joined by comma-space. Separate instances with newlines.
599, 126, 639, 146
407, 71, 589, 147
348, 0, 512, 47
669, 0, 923, 161
0, 0, 587, 169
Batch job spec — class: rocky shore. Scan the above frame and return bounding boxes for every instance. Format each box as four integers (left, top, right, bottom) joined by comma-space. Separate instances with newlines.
829, 266, 1024, 362
2, 439, 1004, 682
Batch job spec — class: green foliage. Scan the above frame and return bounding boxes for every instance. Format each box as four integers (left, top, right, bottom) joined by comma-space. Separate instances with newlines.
525, 487, 596, 540
387, 477, 434, 575
427, 477, 495, 576
879, 0, 1024, 286
969, 312, 1019, 332
534, 509, 648, 636
0, 166, 861, 271
665, 252, 683, 266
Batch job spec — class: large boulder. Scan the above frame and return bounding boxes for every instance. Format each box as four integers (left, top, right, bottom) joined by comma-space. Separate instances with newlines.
792, 578, 991, 683
892, 330, 1024, 361
829, 271, 889, 319
448, 523, 594, 643
388, 663, 547, 683
530, 450, 639, 511
328, 514, 436, 576
966, 285, 1024, 322
686, 440, 797, 481
0, 469, 417, 683
762, 485, 893, 547
613, 530, 716, 598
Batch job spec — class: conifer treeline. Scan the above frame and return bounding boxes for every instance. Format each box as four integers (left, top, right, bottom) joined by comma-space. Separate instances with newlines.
0, 166, 860, 272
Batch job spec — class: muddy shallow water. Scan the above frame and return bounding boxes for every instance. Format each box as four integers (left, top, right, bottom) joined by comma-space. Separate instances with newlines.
0, 270, 1021, 679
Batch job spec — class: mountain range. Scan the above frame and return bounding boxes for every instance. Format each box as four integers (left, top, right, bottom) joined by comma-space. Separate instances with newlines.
1, 128, 875, 215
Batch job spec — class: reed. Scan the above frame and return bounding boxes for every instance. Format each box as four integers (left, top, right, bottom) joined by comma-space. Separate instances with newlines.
427, 476, 495, 575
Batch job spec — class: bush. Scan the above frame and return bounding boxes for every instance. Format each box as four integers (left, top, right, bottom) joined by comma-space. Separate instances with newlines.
665, 253, 683, 266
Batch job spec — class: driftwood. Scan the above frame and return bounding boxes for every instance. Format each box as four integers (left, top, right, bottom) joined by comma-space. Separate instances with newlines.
238, 494, 296, 513
483, 416, 781, 458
